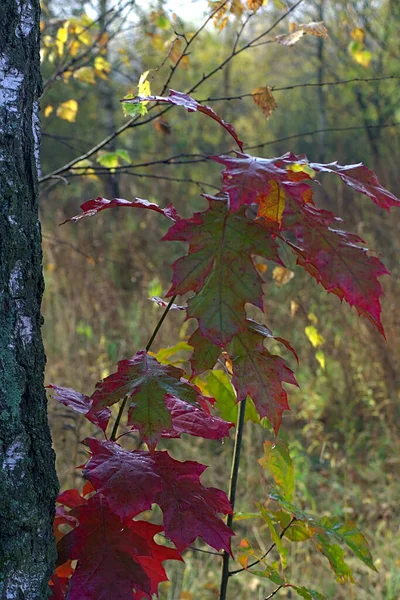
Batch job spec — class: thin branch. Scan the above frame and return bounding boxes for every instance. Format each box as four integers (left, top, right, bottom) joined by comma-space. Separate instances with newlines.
186, 545, 223, 556
265, 586, 285, 600
219, 398, 247, 600
110, 295, 178, 441
196, 75, 400, 103
39, 0, 304, 183
229, 517, 296, 577
159, 0, 230, 96
244, 121, 400, 151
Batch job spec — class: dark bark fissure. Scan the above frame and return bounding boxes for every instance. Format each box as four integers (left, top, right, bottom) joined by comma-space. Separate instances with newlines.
0, 1, 58, 598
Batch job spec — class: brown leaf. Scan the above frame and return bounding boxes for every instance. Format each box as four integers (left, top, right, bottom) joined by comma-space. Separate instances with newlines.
276, 29, 305, 46
252, 86, 277, 119
154, 117, 171, 135
301, 21, 329, 38
247, 0, 264, 12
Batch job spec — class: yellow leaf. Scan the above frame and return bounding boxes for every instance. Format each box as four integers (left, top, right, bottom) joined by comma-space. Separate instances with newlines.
255, 262, 268, 274
315, 350, 325, 369
252, 86, 277, 119
56, 24, 68, 44
44, 105, 53, 118
247, 0, 264, 11
138, 70, 151, 99
305, 325, 325, 348
56, 99, 78, 123
272, 266, 295, 287
73, 66, 96, 84
352, 49, 372, 68
351, 27, 365, 43
69, 40, 81, 57
287, 163, 316, 178
94, 56, 111, 73
257, 180, 285, 223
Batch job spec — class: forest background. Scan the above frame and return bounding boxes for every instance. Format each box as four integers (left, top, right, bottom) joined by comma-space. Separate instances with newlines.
39, 0, 399, 598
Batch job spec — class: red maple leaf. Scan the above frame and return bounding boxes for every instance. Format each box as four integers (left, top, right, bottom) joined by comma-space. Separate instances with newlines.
89, 351, 230, 449
56, 495, 179, 600
61, 196, 179, 225
309, 161, 400, 211
282, 194, 389, 335
163, 197, 282, 346
81, 440, 234, 554
47, 385, 110, 432
229, 326, 298, 433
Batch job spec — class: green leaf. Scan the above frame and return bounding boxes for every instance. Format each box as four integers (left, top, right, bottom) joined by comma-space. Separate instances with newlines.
318, 517, 376, 571
115, 149, 131, 163
204, 370, 264, 425
258, 441, 294, 501
313, 534, 354, 583
257, 503, 288, 567
275, 511, 311, 542
150, 341, 193, 366
251, 565, 285, 585
122, 94, 148, 117
189, 328, 221, 376
164, 198, 282, 346
289, 585, 327, 600
97, 152, 120, 169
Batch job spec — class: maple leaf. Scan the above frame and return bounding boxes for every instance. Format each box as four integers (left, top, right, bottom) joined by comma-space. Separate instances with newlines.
163, 197, 282, 346
309, 161, 400, 211
282, 199, 389, 335
257, 179, 286, 224
61, 196, 179, 225
188, 327, 221, 376
47, 384, 110, 432
212, 151, 306, 211
229, 326, 298, 433
153, 451, 234, 554
121, 89, 243, 151
82, 438, 162, 521
90, 351, 230, 448
81, 440, 234, 554
56, 496, 153, 599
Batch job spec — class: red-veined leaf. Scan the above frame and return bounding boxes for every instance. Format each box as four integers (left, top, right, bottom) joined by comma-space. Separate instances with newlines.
47, 384, 110, 432
61, 196, 179, 224
163, 197, 282, 346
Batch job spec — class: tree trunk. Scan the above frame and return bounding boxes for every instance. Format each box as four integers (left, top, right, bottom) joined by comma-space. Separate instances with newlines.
0, 1, 59, 598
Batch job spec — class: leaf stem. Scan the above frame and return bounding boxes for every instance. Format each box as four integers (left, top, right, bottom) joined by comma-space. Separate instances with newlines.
146, 295, 177, 352
219, 397, 247, 600
229, 517, 296, 576
109, 294, 178, 441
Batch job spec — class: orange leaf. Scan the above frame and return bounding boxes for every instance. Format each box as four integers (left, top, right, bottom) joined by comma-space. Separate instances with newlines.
252, 86, 277, 119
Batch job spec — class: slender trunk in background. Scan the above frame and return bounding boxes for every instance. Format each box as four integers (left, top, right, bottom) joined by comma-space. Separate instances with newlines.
317, 0, 326, 162
0, 1, 58, 597
99, 0, 120, 199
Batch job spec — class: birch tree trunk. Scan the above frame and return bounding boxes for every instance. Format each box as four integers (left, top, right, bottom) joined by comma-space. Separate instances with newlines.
0, 1, 58, 597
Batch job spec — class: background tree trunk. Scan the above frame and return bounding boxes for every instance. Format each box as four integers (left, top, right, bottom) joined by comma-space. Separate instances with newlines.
0, 1, 58, 598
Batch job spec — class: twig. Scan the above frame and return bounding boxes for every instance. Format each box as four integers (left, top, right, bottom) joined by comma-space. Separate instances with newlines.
109, 295, 178, 441
219, 398, 247, 600
265, 586, 285, 600
196, 75, 400, 103
229, 517, 296, 577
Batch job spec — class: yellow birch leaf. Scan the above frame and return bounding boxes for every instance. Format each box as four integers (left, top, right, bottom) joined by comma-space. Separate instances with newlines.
247, 0, 264, 11
44, 105, 53, 118
252, 86, 277, 119
73, 66, 96, 84
56, 99, 78, 123
351, 27, 365, 43
272, 266, 295, 287
94, 56, 111, 73
305, 325, 325, 348
257, 180, 285, 223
